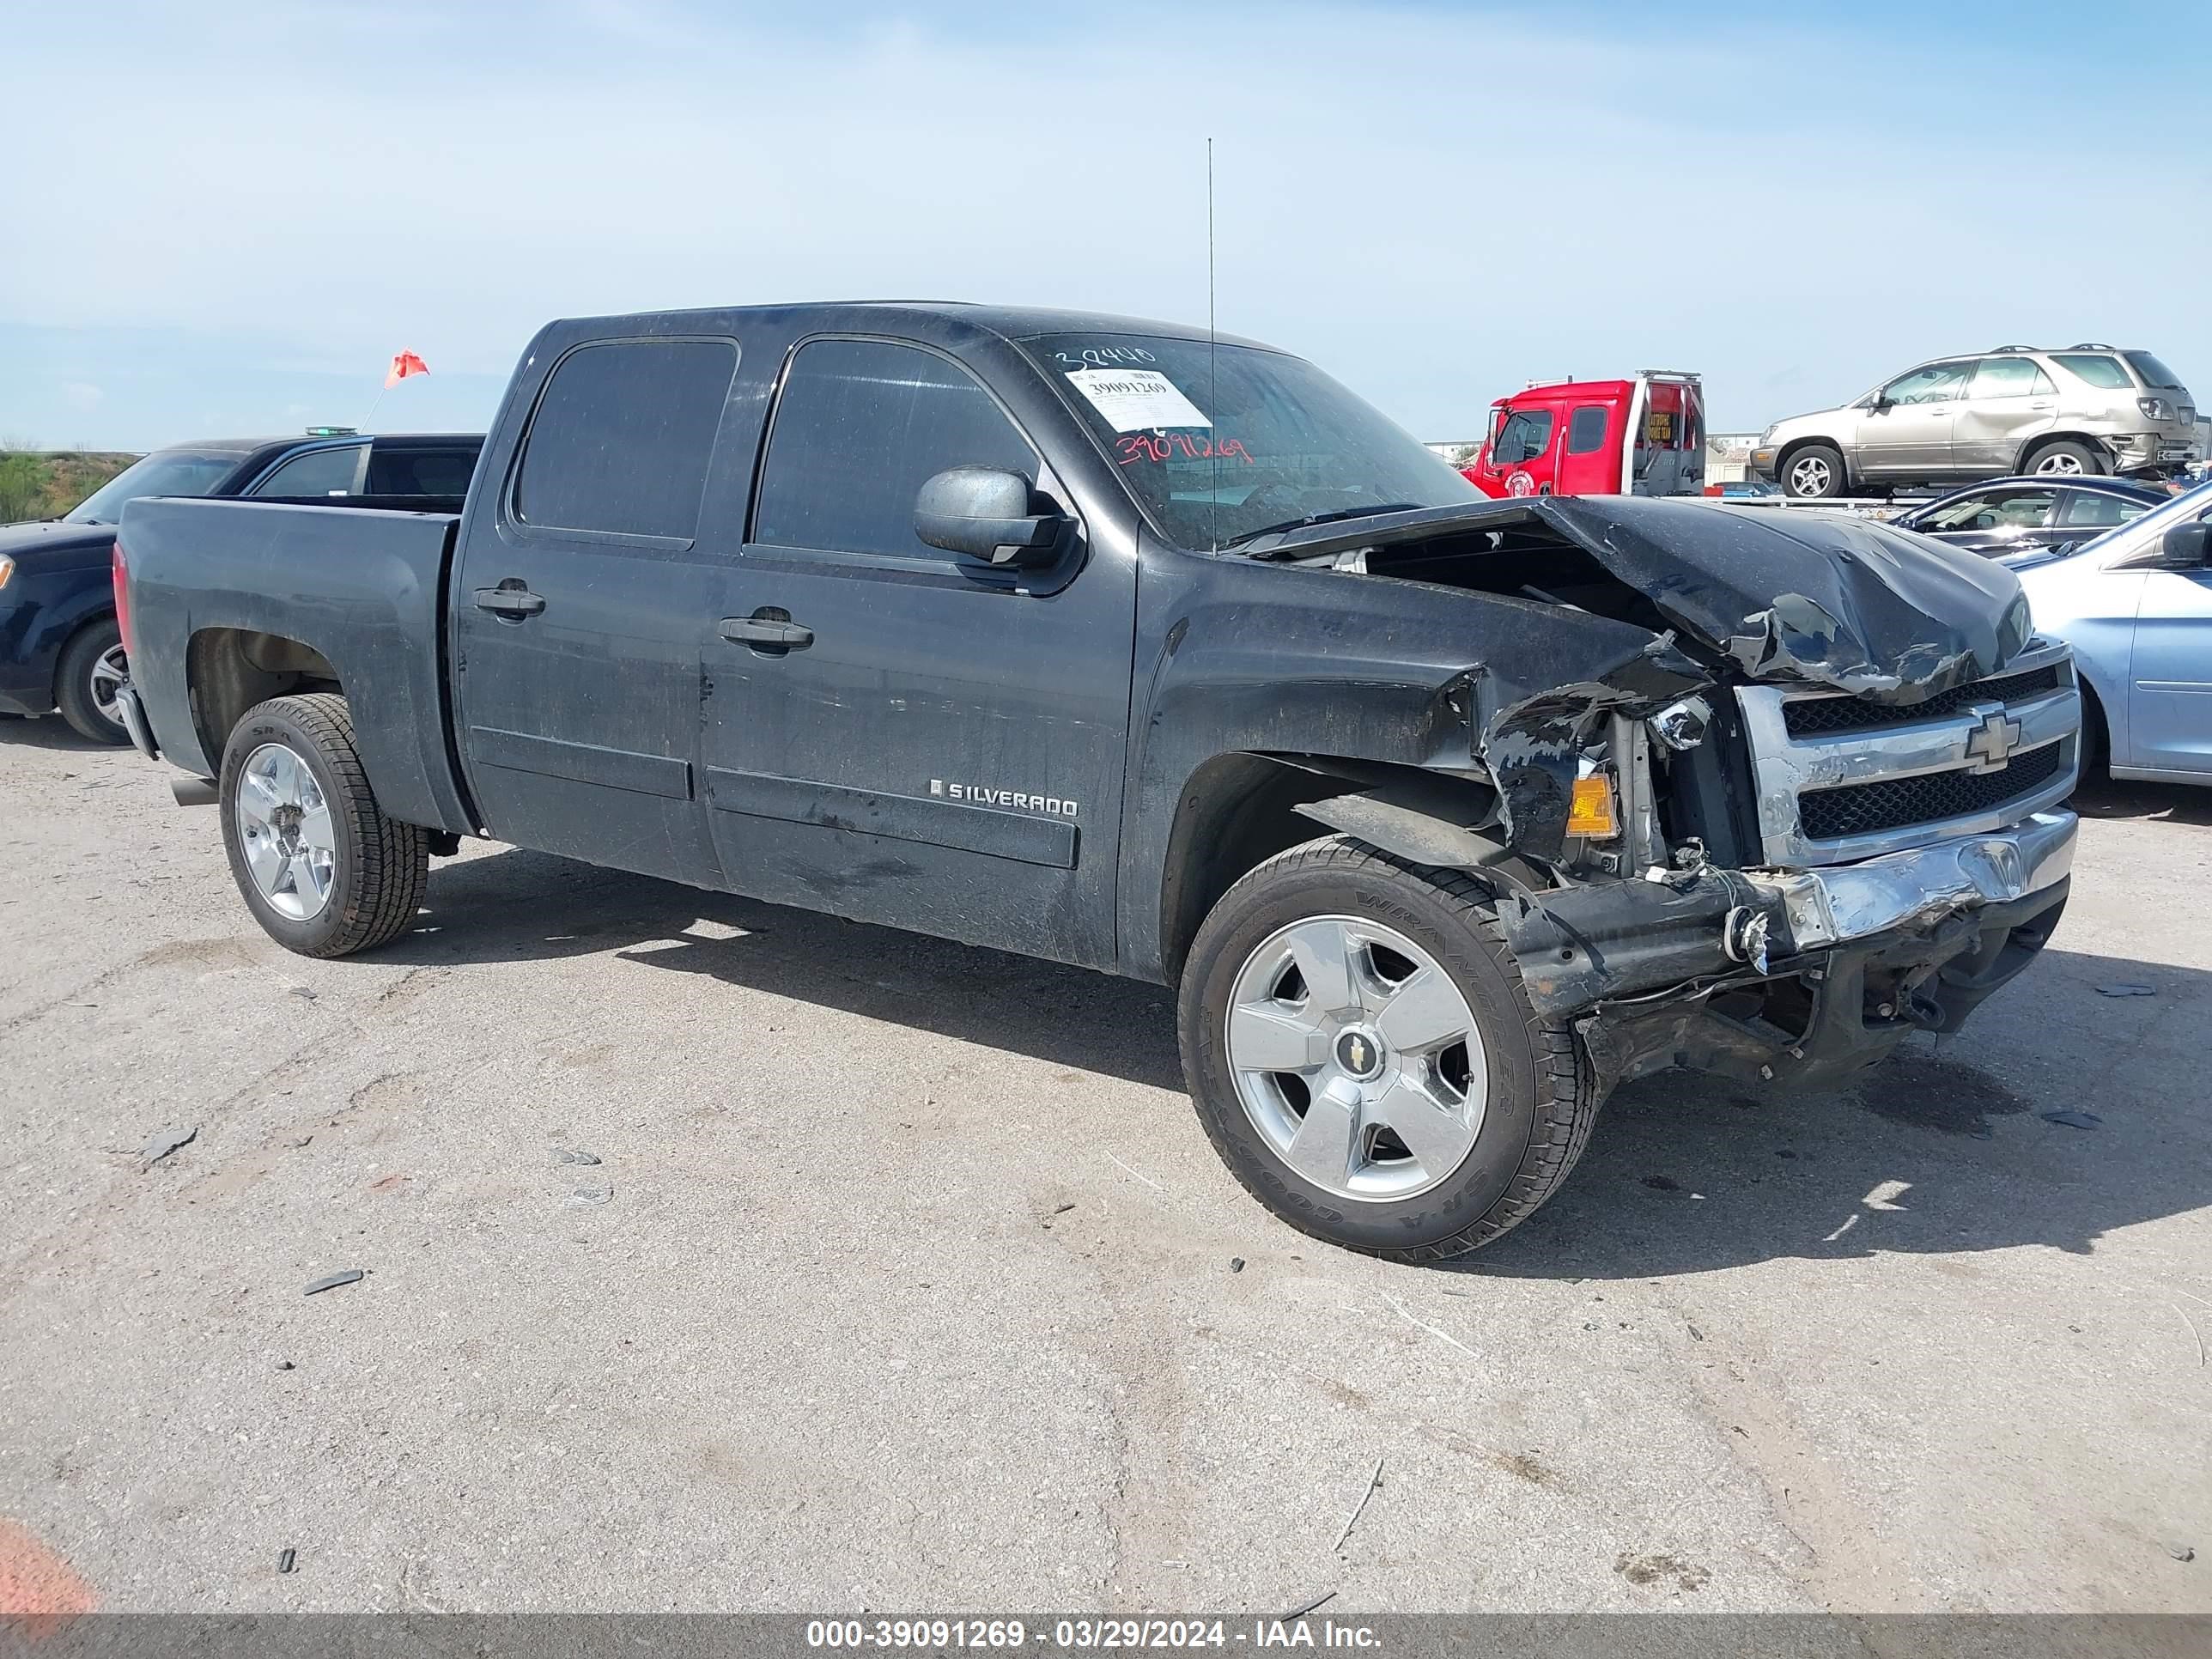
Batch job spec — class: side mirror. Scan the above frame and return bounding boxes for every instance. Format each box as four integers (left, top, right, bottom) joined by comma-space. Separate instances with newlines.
1867, 395, 1893, 415
915, 466, 1070, 567
2154, 520, 2211, 569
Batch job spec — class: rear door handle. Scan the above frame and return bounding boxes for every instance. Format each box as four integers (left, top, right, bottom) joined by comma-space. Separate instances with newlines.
473, 584, 546, 618
720, 615, 813, 649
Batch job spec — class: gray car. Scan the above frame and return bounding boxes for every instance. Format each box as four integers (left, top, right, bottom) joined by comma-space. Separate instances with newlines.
1752, 344, 2200, 498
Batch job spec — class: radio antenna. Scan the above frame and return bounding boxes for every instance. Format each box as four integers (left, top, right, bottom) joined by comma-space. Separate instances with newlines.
1206, 136, 1218, 550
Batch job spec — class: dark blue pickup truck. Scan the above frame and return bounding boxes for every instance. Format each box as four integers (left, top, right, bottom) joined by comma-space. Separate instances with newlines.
114, 302, 2083, 1258
0, 431, 480, 741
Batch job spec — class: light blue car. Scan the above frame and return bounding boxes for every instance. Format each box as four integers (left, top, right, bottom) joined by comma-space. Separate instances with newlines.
2003, 477, 2212, 783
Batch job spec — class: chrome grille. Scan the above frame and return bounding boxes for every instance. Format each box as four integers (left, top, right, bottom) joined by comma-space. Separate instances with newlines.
1735, 641, 2081, 866
1781, 665, 2064, 738
1797, 741, 2064, 842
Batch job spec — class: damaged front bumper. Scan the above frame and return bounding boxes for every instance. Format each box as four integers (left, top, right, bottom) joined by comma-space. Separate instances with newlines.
1500, 810, 2077, 1093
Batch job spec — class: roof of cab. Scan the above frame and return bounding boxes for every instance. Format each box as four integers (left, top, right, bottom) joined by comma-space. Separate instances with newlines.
541, 301, 1282, 356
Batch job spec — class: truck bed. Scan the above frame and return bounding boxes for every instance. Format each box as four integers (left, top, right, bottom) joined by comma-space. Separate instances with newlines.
120, 496, 475, 833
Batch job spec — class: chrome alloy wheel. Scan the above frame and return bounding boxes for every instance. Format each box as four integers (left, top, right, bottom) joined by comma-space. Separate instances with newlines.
2033, 451, 2087, 476
89, 645, 128, 725
1787, 453, 1834, 496
1224, 915, 1487, 1203
234, 742, 337, 921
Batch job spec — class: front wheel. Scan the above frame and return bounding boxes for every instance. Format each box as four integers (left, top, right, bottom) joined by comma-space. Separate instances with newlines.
218, 693, 428, 957
1177, 836, 1597, 1261
1783, 443, 1847, 499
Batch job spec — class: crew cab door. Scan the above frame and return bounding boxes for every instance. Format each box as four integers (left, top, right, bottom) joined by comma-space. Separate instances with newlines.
449, 337, 738, 885
699, 337, 1135, 969
1859, 361, 1970, 481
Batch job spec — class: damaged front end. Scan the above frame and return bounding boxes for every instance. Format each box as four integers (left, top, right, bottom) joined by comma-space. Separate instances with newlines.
1272, 495, 2081, 1096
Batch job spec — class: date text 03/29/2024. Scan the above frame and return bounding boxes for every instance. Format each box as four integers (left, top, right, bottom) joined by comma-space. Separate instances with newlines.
805, 1619, 1382, 1650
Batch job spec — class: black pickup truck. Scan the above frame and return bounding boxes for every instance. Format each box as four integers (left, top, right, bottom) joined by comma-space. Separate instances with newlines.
115, 303, 2082, 1259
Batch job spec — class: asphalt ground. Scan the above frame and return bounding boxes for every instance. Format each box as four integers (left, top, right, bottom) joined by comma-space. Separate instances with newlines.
3, 714, 2208, 1614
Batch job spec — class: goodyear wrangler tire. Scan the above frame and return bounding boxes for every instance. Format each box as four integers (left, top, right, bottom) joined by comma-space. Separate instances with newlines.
218, 693, 429, 958
1178, 835, 1597, 1261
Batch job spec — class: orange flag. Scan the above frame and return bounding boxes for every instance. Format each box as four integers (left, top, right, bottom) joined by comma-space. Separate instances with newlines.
384, 350, 429, 389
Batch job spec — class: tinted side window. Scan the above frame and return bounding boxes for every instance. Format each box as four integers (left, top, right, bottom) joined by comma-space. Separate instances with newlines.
2052, 353, 2132, 391
2059, 491, 2150, 529
753, 339, 1037, 559
1970, 358, 2056, 399
1565, 406, 1609, 454
1492, 410, 1554, 466
368, 445, 479, 495
514, 340, 736, 539
252, 445, 363, 497
1923, 488, 2055, 532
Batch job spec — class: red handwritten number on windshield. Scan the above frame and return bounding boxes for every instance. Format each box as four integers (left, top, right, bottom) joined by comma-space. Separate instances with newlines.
1116, 434, 1254, 466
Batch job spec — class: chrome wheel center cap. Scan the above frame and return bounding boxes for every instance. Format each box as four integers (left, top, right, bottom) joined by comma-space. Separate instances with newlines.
1334, 1024, 1386, 1081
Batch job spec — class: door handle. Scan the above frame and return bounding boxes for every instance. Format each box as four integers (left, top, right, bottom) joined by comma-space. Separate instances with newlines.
472, 584, 546, 618
720, 614, 813, 650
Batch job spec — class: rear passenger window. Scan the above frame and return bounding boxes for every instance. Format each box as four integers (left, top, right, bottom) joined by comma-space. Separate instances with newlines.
2052, 354, 2133, 391
513, 339, 736, 540
1565, 406, 1609, 454
252, 445, 362, 497
752, 339, 1038, 560
2059, 492, 2150, 529
368, 446, 478, 495
1969, 358, 2057, 398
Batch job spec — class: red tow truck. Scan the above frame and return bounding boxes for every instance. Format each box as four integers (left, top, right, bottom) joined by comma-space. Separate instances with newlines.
1461, 371, 1706, 499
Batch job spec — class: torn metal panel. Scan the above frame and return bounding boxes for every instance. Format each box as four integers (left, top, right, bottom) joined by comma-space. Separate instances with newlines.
1500, 866, 1783, 1016
1294, 791, 1511, 870
1475, 631, 1712, 860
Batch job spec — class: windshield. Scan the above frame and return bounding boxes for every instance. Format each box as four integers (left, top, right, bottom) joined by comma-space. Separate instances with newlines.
2124, 350, 2185, 390
65, 448, 245, 524
1021, 332, 1479, 550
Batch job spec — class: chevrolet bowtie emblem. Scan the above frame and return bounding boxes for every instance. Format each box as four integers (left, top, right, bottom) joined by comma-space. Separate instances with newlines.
1963, 708, 2024, 773
1348, 1038, 1369, 1071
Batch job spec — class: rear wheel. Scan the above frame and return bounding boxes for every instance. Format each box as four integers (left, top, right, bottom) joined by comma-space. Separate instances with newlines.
218, 693, 428, 957
1177, 836, 1598, 1261
54, 618, 129, 744
1783, 443, 1847, 499
2027, 439, 2105, 478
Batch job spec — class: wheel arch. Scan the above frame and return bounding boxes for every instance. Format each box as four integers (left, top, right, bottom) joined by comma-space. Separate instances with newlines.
2016, 431, 2109, 472
1155, 753, 1503, 982
187, 627, 342, 774
2072, 659, 2115, 772
50, 606, 120, 699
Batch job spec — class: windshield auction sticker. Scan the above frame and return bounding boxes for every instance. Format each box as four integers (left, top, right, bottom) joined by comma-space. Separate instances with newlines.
1065, 367, 1212, 432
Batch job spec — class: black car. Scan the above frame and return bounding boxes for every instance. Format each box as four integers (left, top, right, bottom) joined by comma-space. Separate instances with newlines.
1, 431, 480, 742
1892, 475, 2169, 556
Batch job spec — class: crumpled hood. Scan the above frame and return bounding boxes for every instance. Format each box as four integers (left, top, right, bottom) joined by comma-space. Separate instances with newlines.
1269, 495, 2035, 702
0, 518, 118, 573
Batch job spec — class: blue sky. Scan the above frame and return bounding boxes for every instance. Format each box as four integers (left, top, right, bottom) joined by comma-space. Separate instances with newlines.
4, 0, 2209, 451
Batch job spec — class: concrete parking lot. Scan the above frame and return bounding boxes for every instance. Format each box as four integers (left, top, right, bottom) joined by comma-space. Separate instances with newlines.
2, 715, 2209, 1615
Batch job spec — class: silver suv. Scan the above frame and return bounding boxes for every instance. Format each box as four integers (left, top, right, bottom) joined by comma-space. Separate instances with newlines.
1751, 345, 2199, 498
